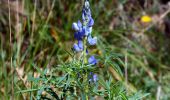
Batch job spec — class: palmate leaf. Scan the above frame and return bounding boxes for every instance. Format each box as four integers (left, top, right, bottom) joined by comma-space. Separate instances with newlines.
99, 75, 129, 99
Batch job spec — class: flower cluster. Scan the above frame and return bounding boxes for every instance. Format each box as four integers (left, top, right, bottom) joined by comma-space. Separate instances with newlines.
72, 0, 97, 82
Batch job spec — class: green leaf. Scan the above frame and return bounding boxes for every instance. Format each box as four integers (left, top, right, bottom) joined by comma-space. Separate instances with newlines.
16, 89, 38, 94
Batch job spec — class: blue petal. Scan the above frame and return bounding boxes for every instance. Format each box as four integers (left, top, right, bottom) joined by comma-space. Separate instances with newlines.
82, 10, 86, 21
80, 28, 85, 37
72, 22, 79, 31
78, 40, 83, 50
74, 30, 85, 40
88, 72, 98, 83
85, 27, 92, 36
82, 8, 92, 22
87, 36, 97, 45
87, 9, 92, 18
73, 41, 83, 52
88, 17, 94, 27
86, 49, 88, 54
74, 32, 81, 40
85, 1, 90, 8
93, 74, 98, 82
77, 20, 82, 28
73, 43, 81, 52
88, 56, 97, 65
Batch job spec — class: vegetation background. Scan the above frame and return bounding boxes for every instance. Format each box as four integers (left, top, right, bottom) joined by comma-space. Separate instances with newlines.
0, 0, 170, 99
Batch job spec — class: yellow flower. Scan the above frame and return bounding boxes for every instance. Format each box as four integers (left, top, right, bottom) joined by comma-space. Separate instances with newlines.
141, 15, 152, 23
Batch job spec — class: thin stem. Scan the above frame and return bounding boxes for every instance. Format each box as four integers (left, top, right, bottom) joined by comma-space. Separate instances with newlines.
8, 0, 14, 99
83, 37, 87, 64
82, 37, 89, 100
125, 49, 128, 92
31, 0, 37, 44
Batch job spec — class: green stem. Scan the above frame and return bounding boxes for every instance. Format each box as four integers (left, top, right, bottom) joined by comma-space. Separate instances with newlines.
83, 37, 89, 100
83, 37, 87, 64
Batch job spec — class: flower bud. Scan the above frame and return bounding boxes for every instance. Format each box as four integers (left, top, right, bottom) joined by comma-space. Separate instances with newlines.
72, 22, 79, 31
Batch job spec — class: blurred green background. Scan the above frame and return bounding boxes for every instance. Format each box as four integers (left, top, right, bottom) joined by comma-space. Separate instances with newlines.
0, 0, 170, 99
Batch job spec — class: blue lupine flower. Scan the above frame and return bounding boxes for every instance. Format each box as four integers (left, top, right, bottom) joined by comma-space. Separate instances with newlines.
93, 74, 98, 82
77, 20, 82, 27
73, 0, 98, 66
72, 20, 86, 40
88, 17, 94, 27
88, 56, 97, 65
82, 0, 92, 22
82, 10, 91, 21
72, 20, 82, 31
89, 72, 98, 83
72, 0, 98, 86
74, 30, 85, 40
87, 35, 97, 45
82, 11, 86, 22
84, 26, 92, 36
73, 40, 83, 52
72, 22, 79, 31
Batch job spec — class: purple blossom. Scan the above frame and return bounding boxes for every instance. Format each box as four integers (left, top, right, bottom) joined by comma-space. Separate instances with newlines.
73, 41, 83, 52
88, 56, 97, 65
84, 26, 92, 36
72, 23, 79, 31
82, 0, 92, 23
72, 20, 82, 31
72, 0, 98, 65
88, 17, 94, 27
87, 35, 97, 45
93, 74, 98, 82
72, 0, 99, 86
89, 72, 98, 83
74, 30, 85, 40
72, 20, 85, 40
